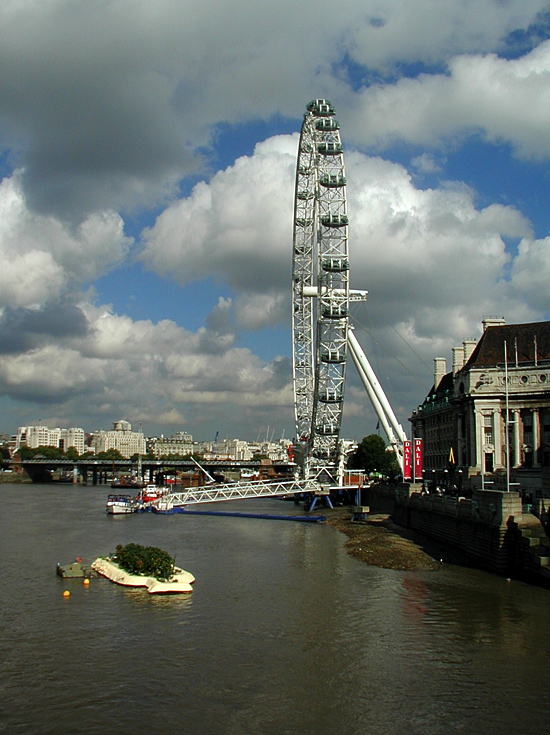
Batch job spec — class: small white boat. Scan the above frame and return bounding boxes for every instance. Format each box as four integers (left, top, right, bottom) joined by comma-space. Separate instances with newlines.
106, 494, 136, 514
151, 497, 175, 513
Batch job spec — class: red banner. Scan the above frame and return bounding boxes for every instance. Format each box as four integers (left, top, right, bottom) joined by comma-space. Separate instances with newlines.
403, 440, 412, 481
414, 438, 423, 480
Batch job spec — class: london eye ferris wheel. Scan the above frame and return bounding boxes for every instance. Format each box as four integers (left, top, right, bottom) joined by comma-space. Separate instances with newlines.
291, 99, 350, 480
292, 99, 407, 483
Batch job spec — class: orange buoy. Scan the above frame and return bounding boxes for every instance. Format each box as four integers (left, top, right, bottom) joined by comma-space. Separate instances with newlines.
63, 590, 70, 598
83, 578, 90, 586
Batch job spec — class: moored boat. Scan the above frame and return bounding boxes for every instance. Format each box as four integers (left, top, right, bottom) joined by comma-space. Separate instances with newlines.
151, 497, 175, 513
139, 484, 168, 503
56, 558, 99, 578
111, 475, 143, 489
106, 494, 136, 514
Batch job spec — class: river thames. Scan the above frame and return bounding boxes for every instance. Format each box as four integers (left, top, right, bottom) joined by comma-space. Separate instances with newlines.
1, 483, 550, 735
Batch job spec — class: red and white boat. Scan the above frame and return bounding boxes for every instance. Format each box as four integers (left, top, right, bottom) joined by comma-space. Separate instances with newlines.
138, 484, 169, 506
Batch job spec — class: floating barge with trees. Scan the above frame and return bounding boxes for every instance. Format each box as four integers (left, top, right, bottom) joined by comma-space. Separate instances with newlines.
91, 543, 195, 594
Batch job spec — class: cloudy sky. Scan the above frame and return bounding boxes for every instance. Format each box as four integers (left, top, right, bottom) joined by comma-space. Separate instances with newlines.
1, 0, 550, 443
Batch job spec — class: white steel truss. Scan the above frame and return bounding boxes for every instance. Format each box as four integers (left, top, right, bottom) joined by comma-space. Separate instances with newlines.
153, 478, 323, 511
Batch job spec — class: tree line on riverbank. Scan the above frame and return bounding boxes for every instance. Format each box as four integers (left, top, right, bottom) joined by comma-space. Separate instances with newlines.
17, 445, 128, 461
348, 434, 400, 480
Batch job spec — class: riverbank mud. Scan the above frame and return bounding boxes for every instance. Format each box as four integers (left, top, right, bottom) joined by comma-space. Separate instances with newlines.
326, 508, 446, 571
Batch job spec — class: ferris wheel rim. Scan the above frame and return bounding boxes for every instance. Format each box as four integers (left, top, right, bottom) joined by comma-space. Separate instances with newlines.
291, 99, 350, 475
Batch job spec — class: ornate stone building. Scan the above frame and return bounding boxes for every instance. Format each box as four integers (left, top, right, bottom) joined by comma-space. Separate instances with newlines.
410, 318, 550, 495
89, 420, 146, 458
149, 431, 193, 458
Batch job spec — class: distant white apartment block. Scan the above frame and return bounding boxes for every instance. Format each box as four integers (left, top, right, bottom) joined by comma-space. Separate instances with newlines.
61, 428, 86, 454
89, 420, 146, 459
227, 439, 253, 461
16, 425, 85, 454
149, 431, 193, 458
247, 440, 292, 462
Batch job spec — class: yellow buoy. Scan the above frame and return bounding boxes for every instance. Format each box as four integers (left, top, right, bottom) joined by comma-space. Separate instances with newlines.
63, 590, 70, 598
83, 578, 90, 586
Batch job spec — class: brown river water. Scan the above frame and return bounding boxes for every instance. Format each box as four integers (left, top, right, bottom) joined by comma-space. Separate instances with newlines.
1, 483, 549, 735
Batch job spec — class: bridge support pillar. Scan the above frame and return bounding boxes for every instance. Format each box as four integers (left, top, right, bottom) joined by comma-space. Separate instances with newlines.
309, 493, 333, 512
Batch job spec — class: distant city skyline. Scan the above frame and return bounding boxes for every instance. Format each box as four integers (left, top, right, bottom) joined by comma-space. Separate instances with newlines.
11, 420, 292, 445
12, 421, 293, 463
0, 2, 549, 442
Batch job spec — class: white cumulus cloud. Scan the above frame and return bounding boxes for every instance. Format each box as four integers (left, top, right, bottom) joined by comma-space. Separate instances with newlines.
0, 173, 132, 309
346, 40, 550, 158
142, 135, 538, 346
0, 0, 548, 220
510, 236, 550, 312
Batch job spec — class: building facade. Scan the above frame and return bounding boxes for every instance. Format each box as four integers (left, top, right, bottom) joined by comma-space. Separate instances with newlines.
410, 319, 550, 495
227, 439, 254, 461
149, 431, 193, 458
16, 425, 85, 454
89, 420, 146, 458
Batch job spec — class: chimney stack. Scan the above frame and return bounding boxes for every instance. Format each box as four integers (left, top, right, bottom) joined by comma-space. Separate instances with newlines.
452, 346, 464, 375
463, 339, 477, 364
434, 357, 446, 390
482, 316, 505, 332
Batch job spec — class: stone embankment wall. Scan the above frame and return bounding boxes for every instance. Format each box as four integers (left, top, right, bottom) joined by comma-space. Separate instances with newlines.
0, 470, 30, 483
365, 484, 550, 585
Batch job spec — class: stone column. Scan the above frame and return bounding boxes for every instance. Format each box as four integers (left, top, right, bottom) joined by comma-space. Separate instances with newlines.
457, 414, 464, 466
532, 408, 541, 467
474, 408, 483, 471
513, 409, 521, 468
493, 408, 502, 470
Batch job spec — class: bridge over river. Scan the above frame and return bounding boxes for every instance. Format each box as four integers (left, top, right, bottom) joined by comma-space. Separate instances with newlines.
10, 457, 363, 511
10, 457, 294, 485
